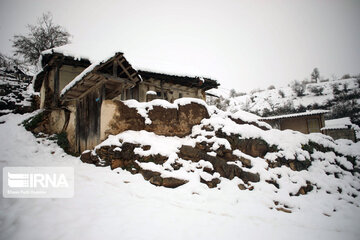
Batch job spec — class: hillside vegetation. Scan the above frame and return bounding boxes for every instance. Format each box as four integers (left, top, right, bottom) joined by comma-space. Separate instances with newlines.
207, 76, 360, 126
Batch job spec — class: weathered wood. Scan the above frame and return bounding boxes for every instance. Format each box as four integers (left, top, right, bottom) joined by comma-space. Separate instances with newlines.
53, 66, 60, 106
76, 86, 103, 153
93, 72, 134, 85
117, 59, 138, 82
76, 80, 105, 100
75, 99, 80, 152
113, 60, 118, 77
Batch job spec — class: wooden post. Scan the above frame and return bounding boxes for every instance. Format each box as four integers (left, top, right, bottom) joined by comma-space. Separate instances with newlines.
53, 66, 60, 107
113, 61, 118, 77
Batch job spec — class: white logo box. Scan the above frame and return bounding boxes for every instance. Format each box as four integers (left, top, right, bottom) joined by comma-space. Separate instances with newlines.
3, 167, 74, 198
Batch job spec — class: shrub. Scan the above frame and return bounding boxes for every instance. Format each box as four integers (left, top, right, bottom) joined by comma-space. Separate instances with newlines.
320, 78, 329, 83
56, 132, 69, 152
332, 84, 340, 95
309, 86, 324, 96
278, 90, 285, 98
250, 88, 264, 94
229, 89, 237, 98
22, 112, 45, 131
291, 80, 306, 97
341, 74, 351, 79
229, 89, 246, 98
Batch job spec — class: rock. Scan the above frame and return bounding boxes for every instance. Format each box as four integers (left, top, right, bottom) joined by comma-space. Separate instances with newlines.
142, 145, 151, 151
240, 170, 260, 183
216, 131, 272, 158
170, 161, 182, 170
80, 151, 93, 164
149, 176, 163, 186
178, 145, 202, 161
238, 184, 246, 190
200, 177, 221, 188
139, 154, 168, 164
141, 169, 161, 181
289, 162, 296, 171
111, 159, 124, 169
239, 157, 252, 168
162, 177, 188, 188
295, 181, 313, 196
265, 179, 279, 189
230, 116, 271, 131
276, 207, 292, 213
179, 145, 260, 183
269, 158, 312, 171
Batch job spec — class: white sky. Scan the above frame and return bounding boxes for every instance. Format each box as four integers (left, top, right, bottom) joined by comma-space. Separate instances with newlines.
0, 0, 359, 92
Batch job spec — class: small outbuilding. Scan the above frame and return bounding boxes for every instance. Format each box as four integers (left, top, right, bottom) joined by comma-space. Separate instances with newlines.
259, 110, 329, 134
321, 117, 357, 142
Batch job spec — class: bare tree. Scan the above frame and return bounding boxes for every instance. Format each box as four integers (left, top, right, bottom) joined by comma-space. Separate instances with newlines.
11, 12, 70, 65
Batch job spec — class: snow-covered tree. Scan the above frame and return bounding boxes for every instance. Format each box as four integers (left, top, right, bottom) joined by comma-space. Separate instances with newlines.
311, 68, 320, 83
11, 12, 70, 65
291, 80, 306, 97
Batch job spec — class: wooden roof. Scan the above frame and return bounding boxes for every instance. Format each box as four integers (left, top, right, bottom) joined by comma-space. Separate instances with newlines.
259, 110, 330, 121
33, 53, 92, 92
138, 70, 219, 91
61, 53, 141, 101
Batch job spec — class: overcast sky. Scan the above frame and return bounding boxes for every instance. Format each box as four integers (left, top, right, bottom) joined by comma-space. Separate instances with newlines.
1, 0, 359, 92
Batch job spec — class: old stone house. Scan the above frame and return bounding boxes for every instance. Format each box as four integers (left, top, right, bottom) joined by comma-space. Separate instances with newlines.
259, 110, 329, 134
321, 117, 357, 142
33, 46, 219, 153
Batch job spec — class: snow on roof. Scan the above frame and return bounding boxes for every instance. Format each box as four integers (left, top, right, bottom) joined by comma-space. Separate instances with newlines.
60, 52, 126, 97
260, 110, 330, 121
41, 44, 116, 63
41, 43, 218, 81
322, 117, 354, 130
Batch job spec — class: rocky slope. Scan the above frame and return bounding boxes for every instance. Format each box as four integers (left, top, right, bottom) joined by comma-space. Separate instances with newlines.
79, 99, 360, 214
0, 67, 36, 116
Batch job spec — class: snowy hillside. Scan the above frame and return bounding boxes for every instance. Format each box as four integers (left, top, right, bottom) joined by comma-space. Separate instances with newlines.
208, 77, 360, 116
0, 67, 34, 116
1, 101, 360, 239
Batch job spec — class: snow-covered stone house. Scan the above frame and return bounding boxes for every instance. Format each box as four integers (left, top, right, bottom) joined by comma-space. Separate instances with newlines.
259, 110, 329, 134
321, 117, 357, 142
33, 45, 219, 153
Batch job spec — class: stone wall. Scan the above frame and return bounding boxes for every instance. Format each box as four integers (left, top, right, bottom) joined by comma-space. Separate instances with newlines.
101, 100, 209, 141
323, 128, 356, 142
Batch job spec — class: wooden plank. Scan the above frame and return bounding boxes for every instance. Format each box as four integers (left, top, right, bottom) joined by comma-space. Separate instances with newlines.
113, 60, 118, 77
117, 59, 138, 83
76, 79, 106, 100
107, 83, 124, 99
53, 65, 60, 106
93, 72, 133, 85
75, 99, 80, 153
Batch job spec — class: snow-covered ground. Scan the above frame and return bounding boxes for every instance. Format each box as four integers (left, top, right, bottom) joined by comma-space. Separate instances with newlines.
1, 112, 360, 240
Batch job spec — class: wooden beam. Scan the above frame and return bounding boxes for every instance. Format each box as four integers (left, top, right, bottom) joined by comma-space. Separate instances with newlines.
117, 59, 138, 83
93, 72, 134, 85
75, 80, 105, 100
118, 65, 133, 76
113, 60, 118, 77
